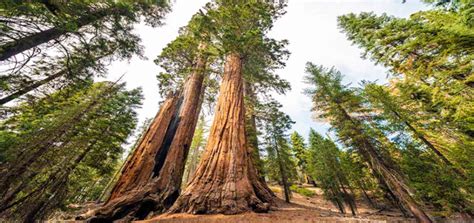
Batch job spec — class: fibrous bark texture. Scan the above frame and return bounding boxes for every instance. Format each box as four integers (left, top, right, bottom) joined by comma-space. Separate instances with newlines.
169, 53, 275, 215
80, 56, 207, 222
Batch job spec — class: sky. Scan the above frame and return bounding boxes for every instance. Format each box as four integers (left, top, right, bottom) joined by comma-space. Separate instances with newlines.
104, 0, 429, 142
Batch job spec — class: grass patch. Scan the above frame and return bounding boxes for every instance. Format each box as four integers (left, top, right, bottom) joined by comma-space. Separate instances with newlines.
290, 185, 316, 197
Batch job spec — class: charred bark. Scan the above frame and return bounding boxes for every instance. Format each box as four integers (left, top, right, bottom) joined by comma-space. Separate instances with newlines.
105, 95, 182, 202
80, 53, 208, 221
169, 53, 275, 215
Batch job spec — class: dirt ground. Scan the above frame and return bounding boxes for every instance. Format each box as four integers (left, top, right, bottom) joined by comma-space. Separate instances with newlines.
143, 185, 417, 223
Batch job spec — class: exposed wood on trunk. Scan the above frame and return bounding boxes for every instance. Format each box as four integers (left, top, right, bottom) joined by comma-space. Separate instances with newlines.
105, 96, 182, 202
169, 53, 275, 215
80, 53, 208, 221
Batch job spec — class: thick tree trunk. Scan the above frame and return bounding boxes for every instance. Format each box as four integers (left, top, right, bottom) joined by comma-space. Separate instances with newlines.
338, 106, 432, 222
80, 54, 207, 221
105, 96, 182, 202
169, 53, 274, 215
0, 8, 112, 61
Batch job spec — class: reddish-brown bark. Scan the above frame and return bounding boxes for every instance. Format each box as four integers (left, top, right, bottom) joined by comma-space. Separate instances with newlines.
169, 53, 275, 215
79, 55, 207, 222
106, 94, 181, 202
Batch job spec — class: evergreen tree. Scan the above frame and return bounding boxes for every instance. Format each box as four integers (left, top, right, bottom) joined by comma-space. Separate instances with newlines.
259, 100, 296, 203
182, 115, 208, 185
306, 129, 357, 215
82, 13, 217, 221
338, 10, 474, 166
290, 131, 312, 185
304, 63, 432, 222
170, 0, 288, 214
0, 81, 141, 221
0, 0, 170, 105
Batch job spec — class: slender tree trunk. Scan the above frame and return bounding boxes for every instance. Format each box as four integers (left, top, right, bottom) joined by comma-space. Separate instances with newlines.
0, 7, 114, 61
0, 70, 64, 105
330, 187, 345, 214
338, 106, 432, 222
243, 81, 265, 180
80, 53, 208, 222
0, 84, 118, 197
275, 141, 290, 203
393, 111, 467, 179
338, 180, 356, 216
169, 53, 274, 215
184, 145, 202, 185
357, 179, 376, 208
0, 52, 109, 105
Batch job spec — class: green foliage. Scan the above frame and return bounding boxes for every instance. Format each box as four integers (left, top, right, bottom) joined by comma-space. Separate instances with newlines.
306, 129, 355, 213
338, 10, 474, 148
0, 0, 170, 102
399, 144, 473, 216
289, 185, 315, 197
0, 82, 142, 220
258, 99, 297, 185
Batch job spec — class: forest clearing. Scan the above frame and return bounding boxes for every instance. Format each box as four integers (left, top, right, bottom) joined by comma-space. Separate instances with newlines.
0, 0, 473, 222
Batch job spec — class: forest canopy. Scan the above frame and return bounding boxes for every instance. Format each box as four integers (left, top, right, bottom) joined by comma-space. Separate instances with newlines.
0, 0, 472, 222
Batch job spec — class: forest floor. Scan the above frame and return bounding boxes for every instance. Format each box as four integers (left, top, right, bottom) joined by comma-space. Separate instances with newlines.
144, 184, 417, 223
57, 184, 470, 222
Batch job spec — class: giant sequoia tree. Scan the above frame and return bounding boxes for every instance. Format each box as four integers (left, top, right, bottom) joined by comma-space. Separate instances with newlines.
79, 14, 216, 221
304, 63, 432, 222
169, 1, 289, 214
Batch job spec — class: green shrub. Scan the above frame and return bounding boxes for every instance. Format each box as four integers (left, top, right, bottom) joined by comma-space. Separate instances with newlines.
290, 185, 315, 197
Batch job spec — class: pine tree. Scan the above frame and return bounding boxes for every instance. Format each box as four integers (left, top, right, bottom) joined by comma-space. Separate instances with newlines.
0, 81, 141, 221
259, 100, 296, 203
290, 131, 313, 185
304, 63, 432, 222
338, 10, 474, 164
306, 129, 357, 215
